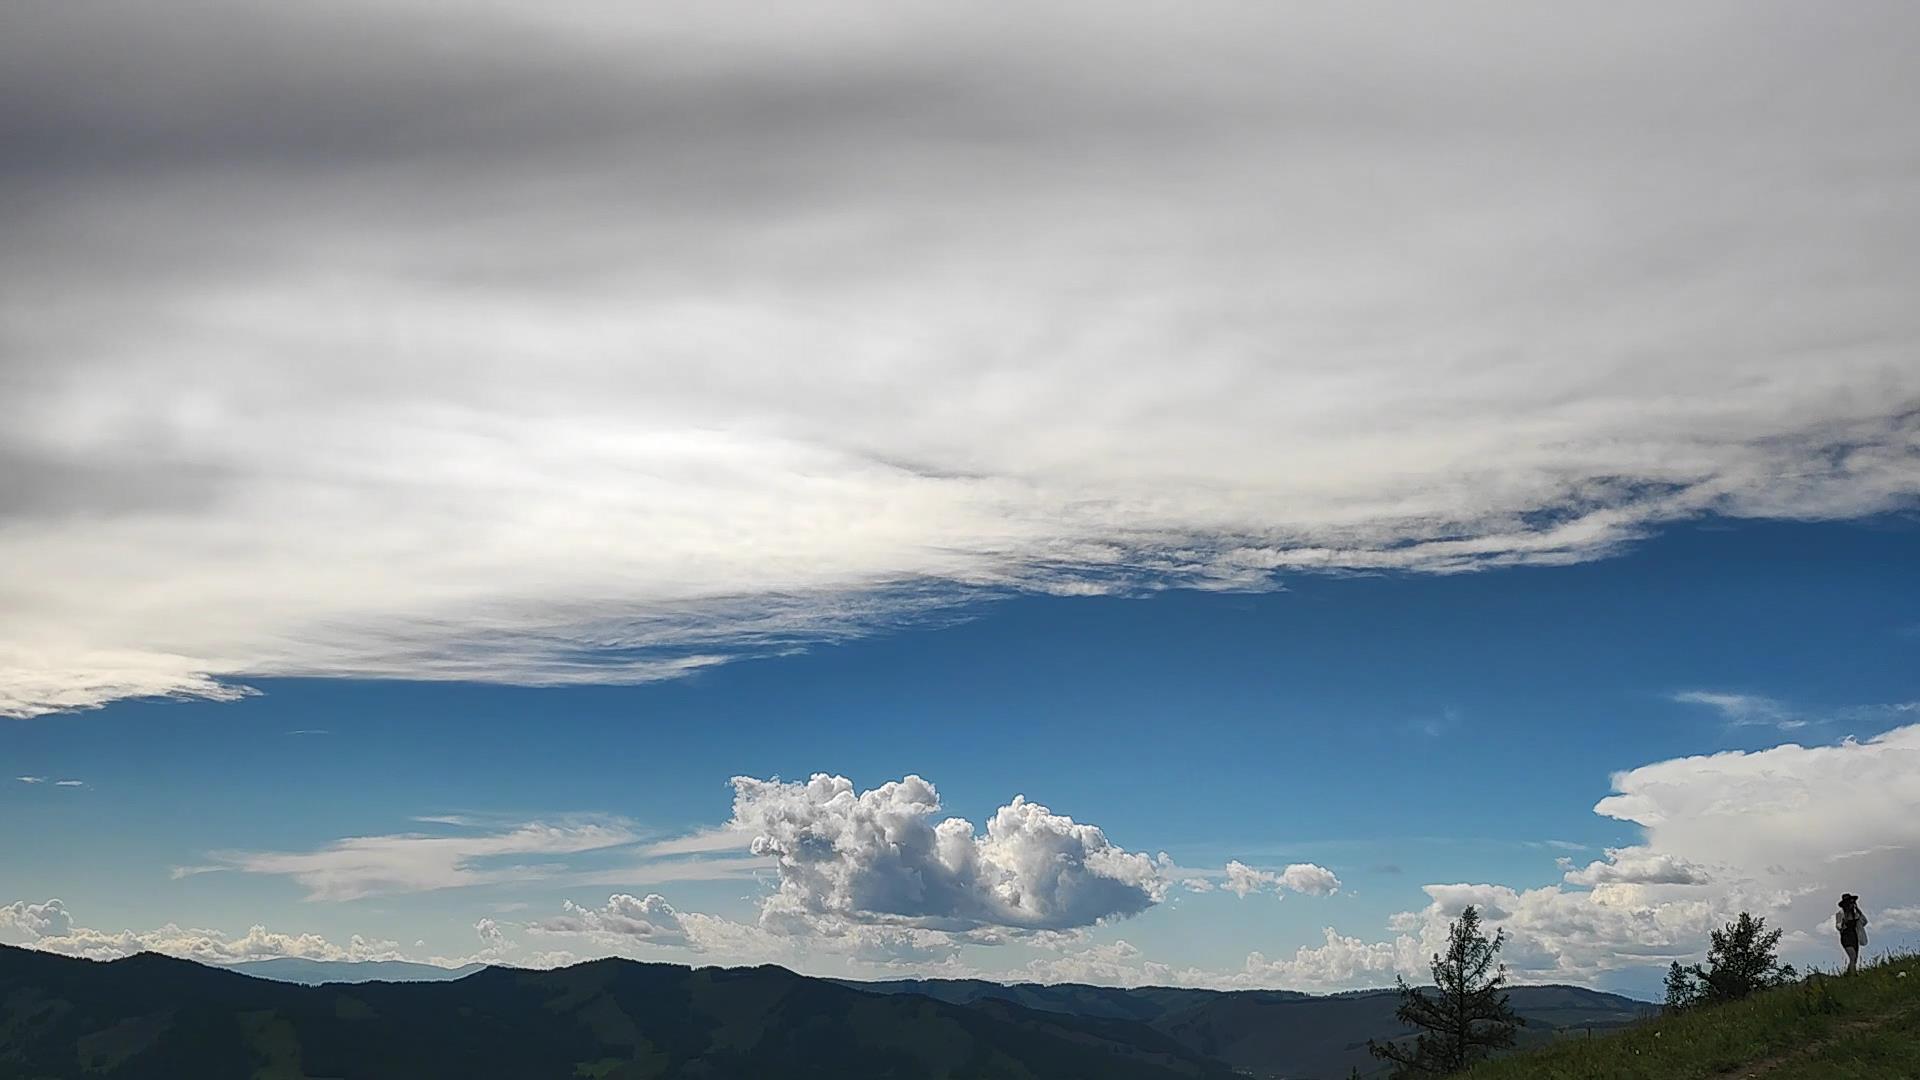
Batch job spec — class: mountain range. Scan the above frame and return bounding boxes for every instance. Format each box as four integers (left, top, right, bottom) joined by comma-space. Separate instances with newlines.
0, 944, 1655, 1078
225, 958, 488, 985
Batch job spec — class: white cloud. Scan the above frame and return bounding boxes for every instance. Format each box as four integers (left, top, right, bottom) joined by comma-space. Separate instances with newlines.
1054, 722, 1920, 991
1, 898, 74, 938
1672, 691, 1804, 729
1025, 940, 1170, 987
1223, 861, 1278, 898
532, 894, 691, 947
1221, 860, 1341, 898
474, 917, 504, 946
53, 779, 84, 787
14, 776, 43, 784
4, 2, 1920, 717
1590, 722, 1920, 939
638, 826, 754, 857
1562, 848, 1711, 886
211, 818, 641, 901
731, 773, 1164, 933
1386, 722, 1920, 981
1, 897, 405, 965
1279, 864, 1343, 897
1237, 929, 1411, 990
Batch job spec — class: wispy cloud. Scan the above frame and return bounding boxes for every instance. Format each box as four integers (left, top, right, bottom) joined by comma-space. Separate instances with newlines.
14, 776, 44, 784
2, 3, 1918, 717
212, 819, 643, 901
1671, 691, 1805, 729
1672, 692, 1920, 733
637, 826, 753, 858
52, 779, 84, 787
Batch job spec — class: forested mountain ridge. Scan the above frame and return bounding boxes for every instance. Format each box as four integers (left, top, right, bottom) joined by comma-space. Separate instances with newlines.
0, 944, 1654, 1079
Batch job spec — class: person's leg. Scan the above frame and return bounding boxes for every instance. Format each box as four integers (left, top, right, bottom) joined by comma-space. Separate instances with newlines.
1845, 944, 1859, 974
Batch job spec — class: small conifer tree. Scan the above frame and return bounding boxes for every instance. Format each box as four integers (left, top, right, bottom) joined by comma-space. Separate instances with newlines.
1367, 906, 1523, 1077
1663, 912, 1797, 1010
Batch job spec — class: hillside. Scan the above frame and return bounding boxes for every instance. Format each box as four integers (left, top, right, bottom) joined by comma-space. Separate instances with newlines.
0, 945, 1233, 1079
1459, 952, 1920, 1080
844, 977, 1654, 1078
224, 957, 487, 985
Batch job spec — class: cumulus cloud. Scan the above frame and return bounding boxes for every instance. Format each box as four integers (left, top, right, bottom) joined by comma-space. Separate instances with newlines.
1223, 861, 1277, 898
1025, 940, 1169, 987
1590, 723, 1920, 936
1, 898, 74, 938
730, 773, 1164, 933
5, 1, 1920, 717
1031, 722, 1920, 991
1387, 722, 1920, 981
1279, 864, 1343, 897
533, 894, 691, 947
1, 897, 405, 965
474, 917, 504, 946
1238, 929, 1410, 990
1222, 860, 1341, 898
1562, 848, 1711, 886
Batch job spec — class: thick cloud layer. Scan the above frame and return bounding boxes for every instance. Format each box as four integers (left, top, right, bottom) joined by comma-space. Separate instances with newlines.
5, 1, 1920, 716
730, 773, 1164, 932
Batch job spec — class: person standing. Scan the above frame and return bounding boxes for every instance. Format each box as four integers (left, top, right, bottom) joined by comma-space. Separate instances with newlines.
1836, 893, 1868, 974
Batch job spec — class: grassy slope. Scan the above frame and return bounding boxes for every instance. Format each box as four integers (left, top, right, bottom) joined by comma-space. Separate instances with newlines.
1460, 953, 1920, 1080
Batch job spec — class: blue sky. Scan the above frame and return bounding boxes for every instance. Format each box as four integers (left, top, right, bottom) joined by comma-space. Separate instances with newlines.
5, 0, 1920, 1002
7, 516, 1915, 997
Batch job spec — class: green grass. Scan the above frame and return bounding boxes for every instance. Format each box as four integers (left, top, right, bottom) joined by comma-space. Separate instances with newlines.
1459, 953, 1920, 1080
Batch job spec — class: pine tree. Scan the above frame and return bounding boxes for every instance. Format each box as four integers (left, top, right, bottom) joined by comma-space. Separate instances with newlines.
1663, 912, 1797, 1010
1367, 906, 1523, 1077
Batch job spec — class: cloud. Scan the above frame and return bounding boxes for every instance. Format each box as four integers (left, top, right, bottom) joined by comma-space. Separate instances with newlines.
638, 826, 753, 857
211, 818, 641, 901
1, 897, 405, 964
1590, 723, 1920, 930
1222, 860, 1341, 898
14, 776, 43, 784
730, 773, 1164, 934
474, 917, 504, 946
1672, 691, 1805, 729
1562, 848, 1711, 886
1044, 721, 1920, 991
1223, 861, 1277, 898
1, 898, 74, 938
5, 2, 1920, 717
1238, 929, 1410, 990
1279, 864, 1343, 897
52, 779, 83, 787
1386, 722, 1920, 980
1024, 939, 1168, 987
532, 894, 691, 947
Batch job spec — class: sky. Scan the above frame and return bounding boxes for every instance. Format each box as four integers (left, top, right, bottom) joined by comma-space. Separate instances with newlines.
3, 1, 1919, 1000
